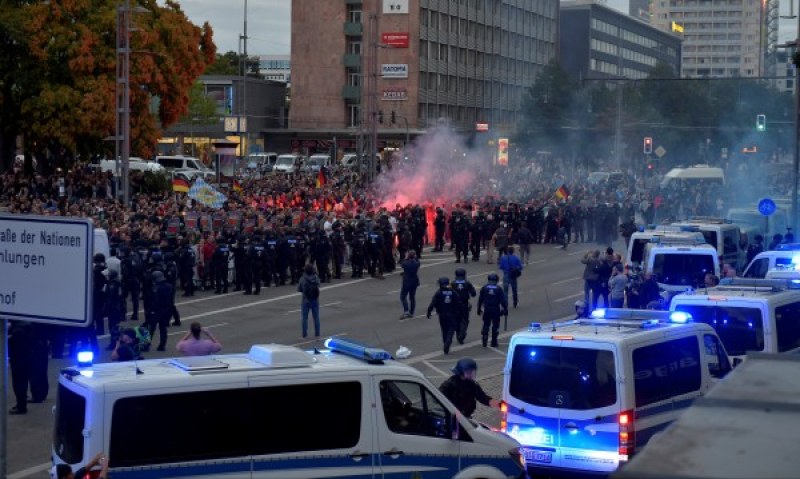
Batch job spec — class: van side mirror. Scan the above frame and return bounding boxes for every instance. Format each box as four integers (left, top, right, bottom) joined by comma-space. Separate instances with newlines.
733, 357, 743, 368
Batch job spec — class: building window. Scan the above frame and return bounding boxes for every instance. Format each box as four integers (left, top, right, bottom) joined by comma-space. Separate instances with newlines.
348, 104, 361, 127
348, 41, 362, 55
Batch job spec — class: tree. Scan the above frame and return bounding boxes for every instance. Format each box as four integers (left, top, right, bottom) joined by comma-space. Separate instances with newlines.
515, 60, 576, 154
0, 0, 216, 170
205, 50, 264, 79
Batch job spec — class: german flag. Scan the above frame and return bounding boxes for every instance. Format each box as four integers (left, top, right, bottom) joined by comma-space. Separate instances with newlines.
172, 177, 190, 193
233, 180, 243, 193
554, 184, 570, 201
316, 168, 327, 188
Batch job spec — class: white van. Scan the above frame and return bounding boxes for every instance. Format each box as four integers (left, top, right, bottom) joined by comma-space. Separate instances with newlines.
52, 338, 527, 479
660, 164, 725, 189
670, 218, 746, 271
625, 226, 705, 267
155, 155, 214, 181
93, 228, 110, 260
641, 236, 720, 293
726, 207, 789, 242
502, 309, 731, 475
273, 153, 306, 174
741, 250, 796, 278
670, 278, 800, 363
306, 154, 332, 173
246, 152, 278, 173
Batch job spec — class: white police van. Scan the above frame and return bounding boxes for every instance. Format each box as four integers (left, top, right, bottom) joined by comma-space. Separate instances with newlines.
670, 218, 746, 271
624, 226, 705, 268
670, 278, 800, 363
52, 338, 527, 479
641, 234, 720, 295
502, 309, 731, 475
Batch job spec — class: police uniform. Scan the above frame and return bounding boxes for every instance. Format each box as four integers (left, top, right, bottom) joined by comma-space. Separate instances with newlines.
451, 270, 477, 344
427, 278, 459, 354
478, 275, 508, 347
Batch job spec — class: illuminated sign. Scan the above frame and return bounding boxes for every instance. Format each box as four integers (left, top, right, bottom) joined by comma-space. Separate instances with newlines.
476, 123, 489, 132
498, 138, 509, 166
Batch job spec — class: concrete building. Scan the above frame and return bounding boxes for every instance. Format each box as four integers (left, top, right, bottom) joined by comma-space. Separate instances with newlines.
160, 75, 287, 158
288, 0, 559, 152
560, 0, 682, 80
258, 54, 291, 84
629, 0, 652, 22
650, 0, 778, 78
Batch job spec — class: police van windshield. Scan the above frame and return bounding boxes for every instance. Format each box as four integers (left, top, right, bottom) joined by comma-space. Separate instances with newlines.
672, 305, 764, 356
276, 156, 295, 166
53, 384, 86, 464
653, 253, 715, 287
630, 238, 649, 264
509, 345, 617, 410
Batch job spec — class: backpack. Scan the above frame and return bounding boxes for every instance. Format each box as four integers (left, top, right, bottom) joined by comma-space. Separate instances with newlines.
305, 278, 320, 300
134, 326, 151, 349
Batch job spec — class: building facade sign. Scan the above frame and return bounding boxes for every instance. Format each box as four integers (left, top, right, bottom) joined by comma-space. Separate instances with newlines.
382, 87, 408, 101
382, 64, 409, 78
383, 0, 409, 14
381, 32, 410, 48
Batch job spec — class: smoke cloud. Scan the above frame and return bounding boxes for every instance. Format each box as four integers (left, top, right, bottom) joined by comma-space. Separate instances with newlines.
371, 123, 495, 208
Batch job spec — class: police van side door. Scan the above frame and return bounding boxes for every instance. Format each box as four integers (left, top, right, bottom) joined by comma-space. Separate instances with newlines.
249, 372, 376, 479
374, 374, 460, 479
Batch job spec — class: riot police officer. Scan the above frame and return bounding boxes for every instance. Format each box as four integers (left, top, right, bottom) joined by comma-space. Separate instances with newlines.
163, 251, 181, 326
434, 207, 447, 252
119, 246, 143, 321
244, 234, 266, 295
451, 268, 477, 344
211, 237, 230, 294
453, 212, 470, 263
177, 239, 196, 297
232, 236, 247, 291
264, 229, 280, 287
367, 227, 385, 279
350, 225, 367, 278
427, 277, 459, 354
330, 222, 347, 279
477, 273, 508, 347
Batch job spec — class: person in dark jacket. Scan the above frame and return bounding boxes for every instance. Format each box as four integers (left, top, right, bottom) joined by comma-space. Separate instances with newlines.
451, 268, 477, 344
478, 273, 508, 347
399, 250, 421, 319
150, 270, 175, 352
427, 277, 460, 354
8, 321, 33, 414
438, 358, 500, 418
297, 264, 322, 338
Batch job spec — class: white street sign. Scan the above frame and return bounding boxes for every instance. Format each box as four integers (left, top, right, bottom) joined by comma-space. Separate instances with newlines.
0, 215, 94, 326
655, 145, 666, 158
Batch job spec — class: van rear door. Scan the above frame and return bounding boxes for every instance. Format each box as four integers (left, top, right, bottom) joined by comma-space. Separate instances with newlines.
507, 340, 620, 472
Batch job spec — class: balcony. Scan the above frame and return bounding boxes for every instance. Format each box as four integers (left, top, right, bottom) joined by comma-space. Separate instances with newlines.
342, 85, 361, 100
344, 22, 363, 36
343, 53, 362, 68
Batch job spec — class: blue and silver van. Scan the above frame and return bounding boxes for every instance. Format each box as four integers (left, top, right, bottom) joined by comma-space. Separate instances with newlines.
502, 309, 732, 475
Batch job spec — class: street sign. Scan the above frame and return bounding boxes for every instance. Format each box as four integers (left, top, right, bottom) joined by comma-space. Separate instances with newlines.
758, 197, 777, 216
654, 145, 666, 158
0, 215, 94, 326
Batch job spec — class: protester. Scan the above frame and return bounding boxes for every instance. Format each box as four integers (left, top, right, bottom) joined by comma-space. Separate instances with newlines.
297, 264, 322, 338
176, 322, 223, 356
399, 250, 420, 319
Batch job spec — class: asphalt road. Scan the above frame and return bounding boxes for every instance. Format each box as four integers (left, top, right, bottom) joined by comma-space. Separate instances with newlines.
6, 240, 621, 479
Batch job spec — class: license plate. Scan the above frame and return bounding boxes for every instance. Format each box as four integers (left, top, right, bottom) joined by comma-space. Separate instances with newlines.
524, 449, 553, 464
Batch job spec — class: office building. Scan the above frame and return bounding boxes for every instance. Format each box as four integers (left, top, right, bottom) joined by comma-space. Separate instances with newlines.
259, 55, 291, 83
650, 0, 778, 78
629, 0, 651, 22
560, 0, 682, 80
288, 0, 559, 149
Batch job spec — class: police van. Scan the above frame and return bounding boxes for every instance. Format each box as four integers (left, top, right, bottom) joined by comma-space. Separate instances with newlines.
624, 226, 705, 268
670, 217, 746, 271
670, 278, 800, 363
501, 309, 731, 475
741, 250, 796, 278
52, 338, 527, 479
641, 234, 720, 295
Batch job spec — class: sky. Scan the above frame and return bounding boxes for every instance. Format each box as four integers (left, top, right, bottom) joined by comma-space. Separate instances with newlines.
178, 0, 798, 57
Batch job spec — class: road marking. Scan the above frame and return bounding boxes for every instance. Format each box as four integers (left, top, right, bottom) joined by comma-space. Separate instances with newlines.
531, 259, 546, 264
285, 301, 342, 314
175, 291, 238, 306
554, 292, 584, 303
179, 259, 452, 322
552, 276, 580, 285
8, 463, 51, 479
386, 289, 401, 294
167, 322, 229, 336
424, 359, 450, 377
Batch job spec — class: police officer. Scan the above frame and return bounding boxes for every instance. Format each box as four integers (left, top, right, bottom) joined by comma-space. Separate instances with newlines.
427, 277, 459, 354
264, 229, 280, 287
105, 270, 124, 351
469, 213, 484, 262
232, 236, 247, 291
330, 222, 347, 279
163, 251, 181, 326
313, 231, 332, 283
350, 224, 367, 278
119, 246, 142, 321
397, 224, 413, 264
451, 268, 477, 344
211, 237, 230, 294
150, 271, 175, 352
276, 228, 290, 285
92, 253, 107, 336
367, 227, 385, 279
439, 358, 501, 418
477, 273, 508, 347
411, 207, 427, 258
177, 239, 196, 297
434, 207, 447, 252
244, 234, 266, 295
453, 213, 470, 263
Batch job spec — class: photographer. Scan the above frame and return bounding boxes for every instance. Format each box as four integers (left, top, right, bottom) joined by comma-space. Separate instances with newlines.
55, 452, 109, 479
176, 322, 223, 356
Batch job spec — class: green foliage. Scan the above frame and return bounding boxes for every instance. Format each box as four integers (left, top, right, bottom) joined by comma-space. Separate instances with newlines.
140, 171, 171, 194
204, 50, 263, 79
183, 81, 218, 124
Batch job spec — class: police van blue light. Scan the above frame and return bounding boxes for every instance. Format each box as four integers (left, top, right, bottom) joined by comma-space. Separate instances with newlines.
502, 308, 731, 475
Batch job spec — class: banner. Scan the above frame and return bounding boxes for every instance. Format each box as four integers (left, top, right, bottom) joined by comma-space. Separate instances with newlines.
188, 178, 227, 209
185, 212, 199, 231
199, 214, 210, 232
166, 217, 181, 237
381, 32, 409, 48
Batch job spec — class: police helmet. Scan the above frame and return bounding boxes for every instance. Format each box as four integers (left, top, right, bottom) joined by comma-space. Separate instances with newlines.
152, 270, 165, 283
575, 299, 587, 316
455, 268, 466, 278
452, 358, 478, 375
438, 277, 450, 287
487, 273, 499, 282
149, 250, 163, 263
93, 253, 106, 264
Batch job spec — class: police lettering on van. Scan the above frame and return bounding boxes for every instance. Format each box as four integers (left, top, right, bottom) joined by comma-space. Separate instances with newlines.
502, 309, 731, 475
53, 338, 527, 479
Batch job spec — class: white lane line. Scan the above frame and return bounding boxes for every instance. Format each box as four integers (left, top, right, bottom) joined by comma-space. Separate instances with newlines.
531, 259, 546, 264
167, 322, 229, 337
424, 359, 450, 377
8, 463, 51, 479
554, 292, 584, 303
179, 259, 452, 322
285, 301, 342, 315
175, 291, 238, 306
386, 289, 401, 294
568, 250, 587, 256
552, 276, 580, 285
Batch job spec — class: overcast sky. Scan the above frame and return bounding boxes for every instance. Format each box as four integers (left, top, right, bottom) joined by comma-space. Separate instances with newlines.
178, 0, 797, 57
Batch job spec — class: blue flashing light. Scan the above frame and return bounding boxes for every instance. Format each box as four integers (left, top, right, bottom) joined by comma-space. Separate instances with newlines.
529, 350, 538, 359
748, 322, 754, 329
669, 311, 692, 324
529, 322, 542, 332
591, 309, 607, 319
325, 337, 392, 363
76, 350, 94, 368
792, 255, 800, 266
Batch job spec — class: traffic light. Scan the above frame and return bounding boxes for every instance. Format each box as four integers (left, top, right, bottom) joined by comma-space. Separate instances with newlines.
378, 110, 384, 124
756, 114, 766, 132
391, 110, 396, 124
643, 137, 653, 155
